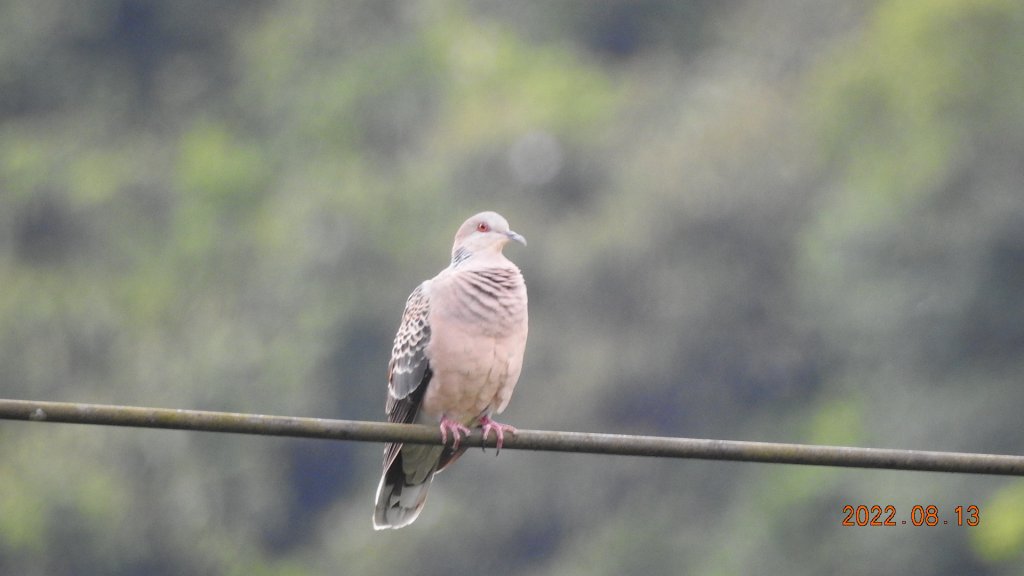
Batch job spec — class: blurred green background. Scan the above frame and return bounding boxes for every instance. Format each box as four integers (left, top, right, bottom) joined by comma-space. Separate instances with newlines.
2, 0, 1023, 574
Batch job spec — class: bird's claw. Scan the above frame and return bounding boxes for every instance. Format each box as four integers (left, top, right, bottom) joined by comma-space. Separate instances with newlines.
439, 417, 472, 450
480, 416, 518, 455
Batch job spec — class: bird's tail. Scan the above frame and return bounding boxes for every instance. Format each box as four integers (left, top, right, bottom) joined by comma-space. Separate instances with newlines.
373, 444, 444, 529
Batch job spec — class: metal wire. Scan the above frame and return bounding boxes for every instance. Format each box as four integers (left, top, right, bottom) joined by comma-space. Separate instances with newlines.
1, 398, 1022, 475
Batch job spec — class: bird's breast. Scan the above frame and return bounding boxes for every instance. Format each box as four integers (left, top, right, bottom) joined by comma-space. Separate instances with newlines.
421, 329, 526, 423
421, 271, 528, 423
441, 269, 527, 335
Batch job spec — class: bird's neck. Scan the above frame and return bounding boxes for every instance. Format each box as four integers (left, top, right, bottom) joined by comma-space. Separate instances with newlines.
450, 246, 509, 269
451, 246, 472, 267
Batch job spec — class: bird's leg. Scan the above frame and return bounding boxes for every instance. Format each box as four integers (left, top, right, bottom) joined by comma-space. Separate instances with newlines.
479, 416, 518, 455
439, 416, 472, 450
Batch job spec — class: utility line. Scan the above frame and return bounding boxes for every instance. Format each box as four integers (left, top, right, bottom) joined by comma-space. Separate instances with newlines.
1, 398, 1021, 476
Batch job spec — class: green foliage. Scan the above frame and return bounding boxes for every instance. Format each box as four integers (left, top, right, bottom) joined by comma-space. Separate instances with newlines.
177, 121, 270, 215
804, 394, 864, 447
174, 120, 273, 261
0, 130, 50, 200
806, 0, 1024, 231
429, 12, 619, 145
0, 464, 47, 554
973, 481, 1024, 562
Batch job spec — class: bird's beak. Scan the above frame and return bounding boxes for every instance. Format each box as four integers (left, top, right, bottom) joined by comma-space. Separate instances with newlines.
506, 231, 527, 247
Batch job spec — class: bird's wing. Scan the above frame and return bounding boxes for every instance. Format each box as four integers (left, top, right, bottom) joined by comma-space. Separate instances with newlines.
383, 282, 432, 467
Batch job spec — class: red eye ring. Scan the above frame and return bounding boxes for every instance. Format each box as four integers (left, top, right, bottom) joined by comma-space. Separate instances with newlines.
477, 222, 489, 232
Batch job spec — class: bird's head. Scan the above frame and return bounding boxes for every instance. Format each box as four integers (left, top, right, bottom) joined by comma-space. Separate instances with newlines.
451, 211, 526, 265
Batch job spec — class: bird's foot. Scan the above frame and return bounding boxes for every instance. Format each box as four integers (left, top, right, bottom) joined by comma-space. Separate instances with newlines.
480, 416, 518, 455
439, 416, 472, 450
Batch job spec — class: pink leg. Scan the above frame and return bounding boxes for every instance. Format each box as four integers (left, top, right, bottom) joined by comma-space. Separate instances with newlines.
439, 416, 472, 450
480, 416, 518, 454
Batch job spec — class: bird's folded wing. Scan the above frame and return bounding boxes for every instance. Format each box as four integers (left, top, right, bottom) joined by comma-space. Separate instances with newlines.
383, 282, 432, 466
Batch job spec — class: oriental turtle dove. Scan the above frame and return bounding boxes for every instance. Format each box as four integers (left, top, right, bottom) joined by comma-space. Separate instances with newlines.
373, 211, 528, 529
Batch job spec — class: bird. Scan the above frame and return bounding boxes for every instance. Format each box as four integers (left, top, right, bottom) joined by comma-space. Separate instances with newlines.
373, 211, 529, 530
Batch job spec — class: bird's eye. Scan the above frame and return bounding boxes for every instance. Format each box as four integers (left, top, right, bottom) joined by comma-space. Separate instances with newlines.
476, 222, 489, 232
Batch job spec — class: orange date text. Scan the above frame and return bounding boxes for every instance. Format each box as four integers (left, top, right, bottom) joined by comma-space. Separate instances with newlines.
841, 505, 980, 527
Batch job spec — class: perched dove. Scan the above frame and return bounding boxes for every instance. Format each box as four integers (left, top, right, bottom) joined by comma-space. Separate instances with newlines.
373, 211, 529, 530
